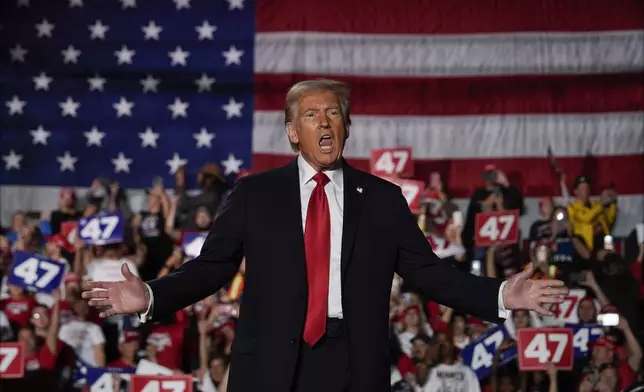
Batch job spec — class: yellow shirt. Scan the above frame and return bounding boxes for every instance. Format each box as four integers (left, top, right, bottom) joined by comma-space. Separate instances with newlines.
567, 199, 616, 249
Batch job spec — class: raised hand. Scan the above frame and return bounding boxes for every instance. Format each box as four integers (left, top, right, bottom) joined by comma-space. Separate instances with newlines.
81, 264, 148, 318
502, 263, 568, 317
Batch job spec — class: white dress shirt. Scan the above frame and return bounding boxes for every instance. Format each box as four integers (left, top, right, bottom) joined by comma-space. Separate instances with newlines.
141, 155, 509, 322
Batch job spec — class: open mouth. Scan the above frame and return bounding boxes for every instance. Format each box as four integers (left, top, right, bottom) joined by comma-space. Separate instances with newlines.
318, 135, 333, 152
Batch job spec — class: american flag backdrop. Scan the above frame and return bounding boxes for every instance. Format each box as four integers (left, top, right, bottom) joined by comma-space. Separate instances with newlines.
1, 0, 643, 205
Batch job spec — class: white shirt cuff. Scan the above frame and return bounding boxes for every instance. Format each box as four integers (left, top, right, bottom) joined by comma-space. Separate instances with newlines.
139, 283, 154, 324
497, 281, 509, 319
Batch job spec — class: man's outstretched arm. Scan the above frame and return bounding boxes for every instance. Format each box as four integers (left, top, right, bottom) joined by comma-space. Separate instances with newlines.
83, 178, 247, 321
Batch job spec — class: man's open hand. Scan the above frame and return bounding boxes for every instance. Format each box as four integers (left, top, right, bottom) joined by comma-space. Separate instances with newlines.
502, 263, 568, 317
81, 264, 148, 318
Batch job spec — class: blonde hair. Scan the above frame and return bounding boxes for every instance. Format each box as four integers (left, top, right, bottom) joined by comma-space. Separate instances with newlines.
284, 79, 351, 152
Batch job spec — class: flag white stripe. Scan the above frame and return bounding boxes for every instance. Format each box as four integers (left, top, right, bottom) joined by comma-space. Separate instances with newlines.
254, 30, 644, 77
253, 111, 644, 158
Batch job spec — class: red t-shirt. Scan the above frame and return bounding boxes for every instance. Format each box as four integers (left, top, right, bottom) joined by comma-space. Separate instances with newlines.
147, 323, 184, 370
618, 360, 636, 390
24, 344, 57, 372
0, 296, 37, 328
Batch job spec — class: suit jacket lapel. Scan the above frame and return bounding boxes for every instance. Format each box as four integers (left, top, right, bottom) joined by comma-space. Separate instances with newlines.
341, 161, 365, 285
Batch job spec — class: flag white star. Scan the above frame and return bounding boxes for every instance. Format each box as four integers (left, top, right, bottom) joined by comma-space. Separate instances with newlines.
5, 96, 26, 115
221, 153, 244, 175
88, 75, 106, 91
9, 44, 28, 62
222, 45, 244, 66
84, 126, 105, 146
35, 19, 55, 38
61, 45, 81, 64
168, 46, 190, 66
168, 98, 189, 119
120, 0, 136, 8
226, 0, 244, 10
195, 21, 217, 40
88, 20, 109, 39
33, 72, 53, 91
173, 0, 190, 9
222, 97, 244, 119
2, 150, 22, 170
138, 127, 159, 148
57, 151, 77, 172
16, 0, 30, 7
193, 128, 215, 148
69, 0, 83, 7
195, 73, 215, 92
111, 153, 133, 173
140, 75, 160, 93
166, 153, 187, 174
30, 125, 51, 145
142, 21, 162, 40
59, 97, 80, 117
114, 45, 135, 65
113, 97, 134, 118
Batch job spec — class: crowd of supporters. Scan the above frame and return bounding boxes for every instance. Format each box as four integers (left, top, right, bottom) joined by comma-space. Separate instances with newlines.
0, 162, 642, 392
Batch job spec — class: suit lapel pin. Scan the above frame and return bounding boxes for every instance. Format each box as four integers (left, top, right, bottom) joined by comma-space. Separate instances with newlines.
356, 187, 363, 193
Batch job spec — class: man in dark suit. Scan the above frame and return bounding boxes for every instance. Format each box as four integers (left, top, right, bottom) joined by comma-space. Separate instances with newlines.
82, 79, 567, 392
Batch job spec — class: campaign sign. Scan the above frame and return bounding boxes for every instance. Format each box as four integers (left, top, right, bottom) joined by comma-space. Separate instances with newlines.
369, 147, 413, 178
474, 210, 520, 247
0, 342, 24, 379
517, 327, 573, 371
8, 251, 66, 293
567, 323, 603, 358
552, 238, 574, 264
74, 359, 135, 392
130, 374, 193, 392
78, 212, 124, 245
182, 233, 207, 259
546, 288, 598, 325
381, 177, 424, 213
461, 325, 517, 380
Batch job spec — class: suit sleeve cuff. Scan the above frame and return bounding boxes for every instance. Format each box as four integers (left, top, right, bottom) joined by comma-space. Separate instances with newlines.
497, 281, 509, 319
138, 283, 154, 324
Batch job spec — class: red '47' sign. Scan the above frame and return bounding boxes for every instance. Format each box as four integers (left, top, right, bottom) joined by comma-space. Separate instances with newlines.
474, 210, 520, 247
130, 374, 193, 392
381, 177, 424, 213
0, 342, 24, 379
370, 147, 413, 178
517, 328, 573, 371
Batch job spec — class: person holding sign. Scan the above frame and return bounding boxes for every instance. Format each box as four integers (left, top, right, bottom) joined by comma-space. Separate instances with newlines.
82, 79, 568, 392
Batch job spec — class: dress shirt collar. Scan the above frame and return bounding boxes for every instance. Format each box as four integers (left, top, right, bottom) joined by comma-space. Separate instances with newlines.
297, 154, 343, 190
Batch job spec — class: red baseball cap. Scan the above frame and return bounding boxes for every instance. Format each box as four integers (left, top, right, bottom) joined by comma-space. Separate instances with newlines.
119, 330, 140, 344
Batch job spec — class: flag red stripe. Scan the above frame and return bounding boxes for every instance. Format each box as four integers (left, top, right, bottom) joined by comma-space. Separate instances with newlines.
256, 0, 644, 34
254, 73, 644, 115
251, 153, 644, 197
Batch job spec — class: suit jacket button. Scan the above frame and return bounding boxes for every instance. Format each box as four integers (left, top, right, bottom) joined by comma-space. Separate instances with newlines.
290, 339, 296, 344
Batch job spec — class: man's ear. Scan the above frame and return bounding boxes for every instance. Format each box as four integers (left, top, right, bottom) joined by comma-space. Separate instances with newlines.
345, 125, 350, 141
286, 122, 299, 145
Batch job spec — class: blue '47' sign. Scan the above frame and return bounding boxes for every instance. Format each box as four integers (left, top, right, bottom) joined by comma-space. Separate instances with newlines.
461, 325, 517, 380
8, 252, 66, 293
78, 212, 124, 245
567, 323, 603, 358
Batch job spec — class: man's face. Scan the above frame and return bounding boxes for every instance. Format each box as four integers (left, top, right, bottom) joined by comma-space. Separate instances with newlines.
592, 345, 613, 366
411, 340, 428, 360
286, 90, 348, 171
512, 310, 530, 329
578, 301, 596, 323
575, 183, 590, 201
120, 339, 139, 358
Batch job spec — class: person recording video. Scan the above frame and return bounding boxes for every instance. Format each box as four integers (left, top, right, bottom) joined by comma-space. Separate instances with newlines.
567, 176, 617, 252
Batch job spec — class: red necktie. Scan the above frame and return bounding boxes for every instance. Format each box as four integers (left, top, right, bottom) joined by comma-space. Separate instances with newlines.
303, 172, 331, 346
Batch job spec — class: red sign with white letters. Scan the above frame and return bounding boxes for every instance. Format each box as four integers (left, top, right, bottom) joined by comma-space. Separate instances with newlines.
474, 210, 520, 247
369, 147, 414, 178
0, 342, 24, 379
130, 374, 193, 392
382, 177, 424, 213
517, 328, 573, 371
